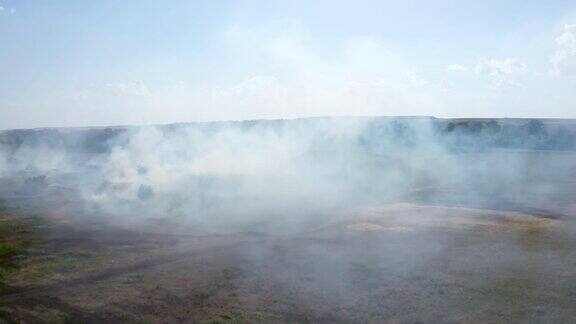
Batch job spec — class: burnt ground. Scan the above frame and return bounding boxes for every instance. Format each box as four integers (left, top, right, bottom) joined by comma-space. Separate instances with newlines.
2, 200, 576, 323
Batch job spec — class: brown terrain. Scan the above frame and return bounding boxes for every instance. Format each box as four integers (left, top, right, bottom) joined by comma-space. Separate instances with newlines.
2, 198, 576, 323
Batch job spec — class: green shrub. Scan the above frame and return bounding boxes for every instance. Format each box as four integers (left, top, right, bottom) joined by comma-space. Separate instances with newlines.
0, 266, 9, 280
0, 242, 22, 259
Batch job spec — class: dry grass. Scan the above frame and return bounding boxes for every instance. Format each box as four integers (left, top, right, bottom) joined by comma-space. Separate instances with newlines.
2, 203, 576, 322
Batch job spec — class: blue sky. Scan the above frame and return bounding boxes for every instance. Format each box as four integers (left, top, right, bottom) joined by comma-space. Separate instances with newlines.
0, 0, 575, 129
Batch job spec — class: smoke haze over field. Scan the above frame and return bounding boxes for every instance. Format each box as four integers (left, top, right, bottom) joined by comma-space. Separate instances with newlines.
4, 2, 576, 322
1, 117, 575, 233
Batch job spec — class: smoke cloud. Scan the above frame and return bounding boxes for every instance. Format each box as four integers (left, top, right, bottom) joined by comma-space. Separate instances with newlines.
1, 117, 574, 234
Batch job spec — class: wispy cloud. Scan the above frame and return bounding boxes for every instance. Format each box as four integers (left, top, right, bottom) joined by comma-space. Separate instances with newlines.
107, 81, 150, 97
474, 57, 527, 87
0, 3, 15, 14
550, 23, 576, 77
446, 64, 468, 72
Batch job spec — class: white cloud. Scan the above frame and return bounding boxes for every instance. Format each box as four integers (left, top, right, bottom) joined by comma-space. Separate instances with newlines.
403, 69, 429, 87
446, 64, 468, 72
550, 23, 576, 77
71, 81, 151, 107
107, 81, 150, 97
0, 4, 16, 14
474, 57, 527, 86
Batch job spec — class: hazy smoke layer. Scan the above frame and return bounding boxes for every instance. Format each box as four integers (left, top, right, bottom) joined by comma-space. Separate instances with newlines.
1, 117, 575, 233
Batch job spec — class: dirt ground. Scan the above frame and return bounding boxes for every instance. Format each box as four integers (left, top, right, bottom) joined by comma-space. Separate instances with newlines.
2, 199, 576, 323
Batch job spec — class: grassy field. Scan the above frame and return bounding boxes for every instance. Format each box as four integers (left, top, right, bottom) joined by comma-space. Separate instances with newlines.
1, 201, 576, 323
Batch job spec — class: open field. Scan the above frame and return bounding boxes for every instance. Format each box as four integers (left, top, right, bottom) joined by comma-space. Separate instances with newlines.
2, 200, 576, 323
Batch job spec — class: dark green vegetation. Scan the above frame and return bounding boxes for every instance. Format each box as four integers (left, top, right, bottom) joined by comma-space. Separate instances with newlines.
0, 216, 26, 280
0, 243, 21, 261
436, 118, 576, 151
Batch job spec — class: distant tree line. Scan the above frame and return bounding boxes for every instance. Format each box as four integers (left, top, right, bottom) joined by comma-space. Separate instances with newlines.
0, 128, 127, 154
0, 118, 575, 156
435, 119, 576, 151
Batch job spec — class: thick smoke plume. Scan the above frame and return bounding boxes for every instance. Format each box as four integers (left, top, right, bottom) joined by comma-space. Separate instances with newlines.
1, 117, 575, 233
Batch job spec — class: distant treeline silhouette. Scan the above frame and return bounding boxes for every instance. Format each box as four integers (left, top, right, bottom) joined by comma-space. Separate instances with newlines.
0, 117, 575, 154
